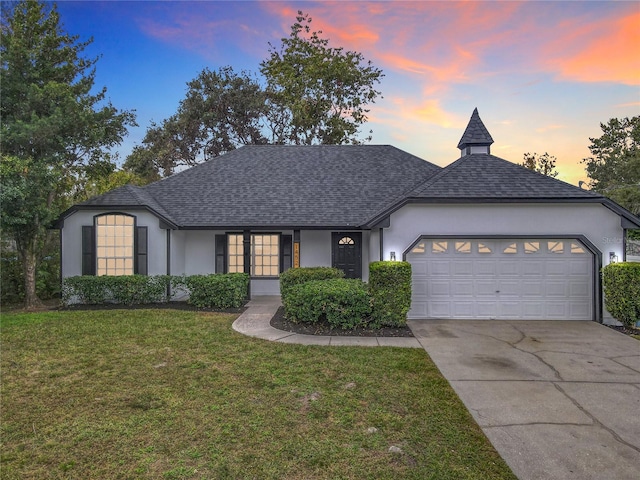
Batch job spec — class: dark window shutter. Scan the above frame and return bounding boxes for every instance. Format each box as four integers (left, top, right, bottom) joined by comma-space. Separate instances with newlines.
215, 234, 227, 273
136, 226, 148, 275
281, 235, 292, 273
82, 226, 95, 275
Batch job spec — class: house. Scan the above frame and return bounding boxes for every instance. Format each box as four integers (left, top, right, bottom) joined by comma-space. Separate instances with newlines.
56, 109, 640, 323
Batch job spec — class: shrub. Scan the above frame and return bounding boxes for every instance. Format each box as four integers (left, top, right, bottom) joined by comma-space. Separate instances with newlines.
176, 273, 249, 309
369, 261, 412, 327
279, 267, 344, 302
602, 262, 640, 327
62, 275, 170, 306
283, 278, 371, 329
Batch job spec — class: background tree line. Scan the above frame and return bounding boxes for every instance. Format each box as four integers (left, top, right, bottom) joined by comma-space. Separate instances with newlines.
1, 0, 638, 308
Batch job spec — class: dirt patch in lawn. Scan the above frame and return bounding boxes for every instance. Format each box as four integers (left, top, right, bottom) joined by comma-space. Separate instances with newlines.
270, 306, 414, 337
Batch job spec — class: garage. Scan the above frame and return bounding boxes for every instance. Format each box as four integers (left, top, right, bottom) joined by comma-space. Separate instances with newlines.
406, 238, 594, 320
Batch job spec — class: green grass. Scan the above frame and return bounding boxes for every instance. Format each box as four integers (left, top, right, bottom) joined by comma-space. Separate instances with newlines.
1, 309, 515, 479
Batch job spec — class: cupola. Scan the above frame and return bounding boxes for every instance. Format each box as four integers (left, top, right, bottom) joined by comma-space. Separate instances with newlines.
457, 108, 494, 157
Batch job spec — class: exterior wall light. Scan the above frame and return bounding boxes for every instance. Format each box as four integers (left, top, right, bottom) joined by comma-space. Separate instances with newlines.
390, 251, 396, 261
609, 252, 619, 263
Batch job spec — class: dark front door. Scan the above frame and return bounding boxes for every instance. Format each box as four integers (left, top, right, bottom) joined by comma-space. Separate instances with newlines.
332, 232, 362, 279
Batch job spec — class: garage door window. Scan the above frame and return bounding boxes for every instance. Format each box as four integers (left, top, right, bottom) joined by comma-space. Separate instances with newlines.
548, 241, 564, 254
571, 243, 586, 254
478, 242, 493, 253
524, 241, 540, 254
503, 243, 518, 254
432, 241, 448, 253
455, 241, 472, 253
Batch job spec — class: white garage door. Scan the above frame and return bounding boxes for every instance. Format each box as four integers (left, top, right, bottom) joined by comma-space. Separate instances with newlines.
407, 238, 593, 320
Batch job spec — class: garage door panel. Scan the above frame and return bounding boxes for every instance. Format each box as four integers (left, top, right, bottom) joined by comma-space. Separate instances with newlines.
546, 281, 568, 296
453, 302, 475, 317
431, 261, 451, 275
498, 261, 521, 275
429, 302, 452, 318
545, 302, 568, 318
499, 302, 522, 317
452, 261, 473, 276
569, 282, 590, 297
429, 281, 451, 296
522, 261, 544, 276
474, 261, 497, 276
521, 281, 544, 296
407, 238, 594, 321
477, 302, 498, 317
569, 261, 590, 275
476, 280, 498, 296
522, 303, 544, 318
453, 281, 474, 296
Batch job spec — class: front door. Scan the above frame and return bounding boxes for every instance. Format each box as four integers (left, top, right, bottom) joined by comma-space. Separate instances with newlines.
332, 232, 362, 279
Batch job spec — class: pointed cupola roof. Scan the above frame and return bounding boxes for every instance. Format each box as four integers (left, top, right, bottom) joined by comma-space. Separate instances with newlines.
457, 108, 494, 154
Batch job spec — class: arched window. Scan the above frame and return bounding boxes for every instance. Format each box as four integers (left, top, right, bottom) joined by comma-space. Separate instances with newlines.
96, 214, 135, 275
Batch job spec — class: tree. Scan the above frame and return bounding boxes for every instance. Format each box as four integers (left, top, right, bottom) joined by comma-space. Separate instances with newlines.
1, 0, 135, 308
124, 67, 267, 177
581, 116, 640, 215
260, 11, 383, 145
126, 10, 384, 178
520, 152, 559, 178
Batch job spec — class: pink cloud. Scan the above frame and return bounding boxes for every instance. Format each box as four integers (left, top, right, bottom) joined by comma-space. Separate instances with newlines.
543, 12, 640, 85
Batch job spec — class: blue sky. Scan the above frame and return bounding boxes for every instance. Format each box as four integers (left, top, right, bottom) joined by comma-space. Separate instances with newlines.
54, 1, 640, 185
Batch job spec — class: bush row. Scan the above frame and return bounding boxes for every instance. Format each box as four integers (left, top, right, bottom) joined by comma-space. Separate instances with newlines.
62, 273, 249, 309
602, 263, 640, 327
280, 263, 412, 329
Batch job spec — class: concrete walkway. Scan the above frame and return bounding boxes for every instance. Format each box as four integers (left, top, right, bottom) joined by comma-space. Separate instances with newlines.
231, 296, 422, 348
409, 319, 640, 480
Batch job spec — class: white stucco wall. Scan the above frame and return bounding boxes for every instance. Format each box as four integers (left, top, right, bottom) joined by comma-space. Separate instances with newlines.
382, 202, 627, 322
61, 209, 168, 278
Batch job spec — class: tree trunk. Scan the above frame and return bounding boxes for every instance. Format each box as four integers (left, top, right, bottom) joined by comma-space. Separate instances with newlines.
22, 242, 42, 310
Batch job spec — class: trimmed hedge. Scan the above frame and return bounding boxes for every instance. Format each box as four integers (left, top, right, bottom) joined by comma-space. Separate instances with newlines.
279, 267, 344, 301
62, 275, 170, 306
175, 273, 249, 309
283, 278, 371, 329
602, 263, 640, 327
62, 273, 249, 309
369, 261, 412, 327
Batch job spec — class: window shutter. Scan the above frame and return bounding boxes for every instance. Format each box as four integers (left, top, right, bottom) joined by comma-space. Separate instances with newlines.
281, 235, 292, 273
82, 226, 95, 275
215, 234, 227, 273
135, 226, 148, 275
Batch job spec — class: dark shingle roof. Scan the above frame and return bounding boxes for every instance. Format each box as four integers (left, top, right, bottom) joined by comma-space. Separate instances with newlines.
457, 108, 494, 149
92, 145, 441, 228
79, 184, 178, 225
409, 153, 602, 199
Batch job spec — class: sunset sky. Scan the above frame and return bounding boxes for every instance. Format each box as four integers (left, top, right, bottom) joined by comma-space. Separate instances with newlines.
54, 1, 640, 185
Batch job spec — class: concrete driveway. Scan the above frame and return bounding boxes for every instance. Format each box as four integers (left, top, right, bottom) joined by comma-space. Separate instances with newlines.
407, 320, 640, 480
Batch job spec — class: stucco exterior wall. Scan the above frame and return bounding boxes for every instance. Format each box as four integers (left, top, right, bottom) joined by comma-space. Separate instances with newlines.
61, 209, 168, 278
382, 202, 626, 322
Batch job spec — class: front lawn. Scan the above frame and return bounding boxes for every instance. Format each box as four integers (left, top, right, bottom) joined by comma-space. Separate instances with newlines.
0, 310, 515, 479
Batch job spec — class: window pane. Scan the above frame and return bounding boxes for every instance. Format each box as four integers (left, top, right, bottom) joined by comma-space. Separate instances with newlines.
455, 241, 471, 253
548, 241, 564, 254
503, 243, 517, 254
524, 242, 540, 254
432, 241, 448, 253
96, 214, 135, 276
250, 234, 279, 276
